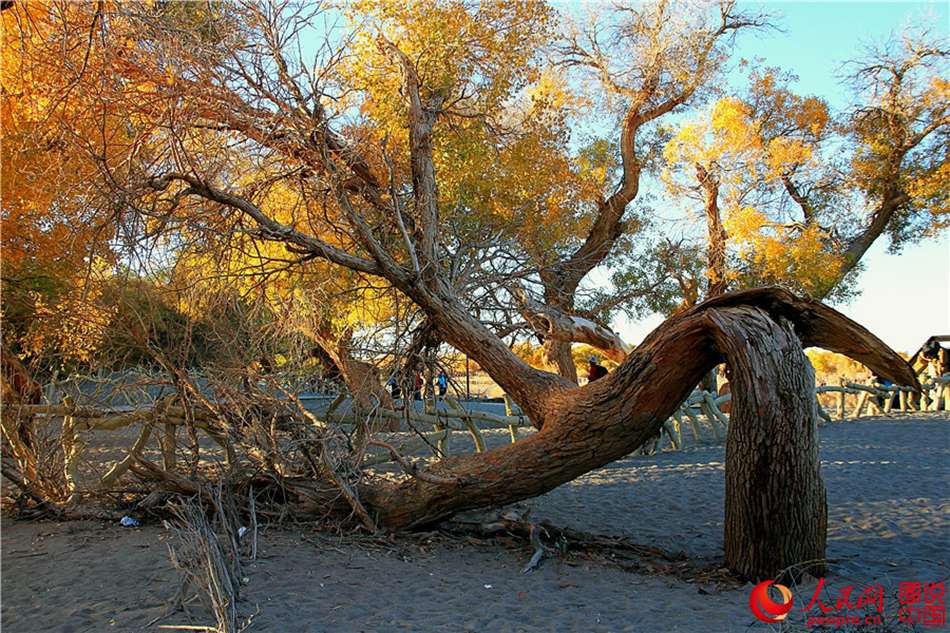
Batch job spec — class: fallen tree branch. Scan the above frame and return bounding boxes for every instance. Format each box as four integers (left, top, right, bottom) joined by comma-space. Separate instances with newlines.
130, 457, 214, 506
362, 429, 449, 467
521, 522, 549, 575
1, 462, 56, 509
366, 439, 461, 485
98, 423, 155, 490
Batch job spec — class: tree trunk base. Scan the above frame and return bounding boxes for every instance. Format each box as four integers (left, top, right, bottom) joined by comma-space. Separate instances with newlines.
711, 308, 827, 580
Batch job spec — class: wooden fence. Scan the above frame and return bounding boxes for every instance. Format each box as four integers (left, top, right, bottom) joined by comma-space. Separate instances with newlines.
2, 374, 947, 505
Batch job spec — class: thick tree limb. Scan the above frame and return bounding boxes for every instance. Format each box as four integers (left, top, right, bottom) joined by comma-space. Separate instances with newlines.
690, 288, 917, 388
710, 308, 826, 579
377, 35, 442, 277
512, 287, 631, 363
696, 163, 727, 298
551, 3, 765, 296
357, 287, 914, 530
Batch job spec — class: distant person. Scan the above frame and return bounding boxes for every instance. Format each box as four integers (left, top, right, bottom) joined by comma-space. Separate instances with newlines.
873, 374, 894, 409
437, 371, 448, 397
922, 340, 940, 363
923, 341, 949, 376
587, 357, 608, 383
413, 372, 423, 401
387, 376, 401, 400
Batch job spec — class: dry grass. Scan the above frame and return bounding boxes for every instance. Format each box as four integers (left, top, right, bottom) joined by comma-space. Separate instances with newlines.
163, 487, 254, 633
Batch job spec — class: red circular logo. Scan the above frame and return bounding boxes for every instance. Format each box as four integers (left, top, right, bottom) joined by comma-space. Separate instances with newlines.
750, 580, 794, 623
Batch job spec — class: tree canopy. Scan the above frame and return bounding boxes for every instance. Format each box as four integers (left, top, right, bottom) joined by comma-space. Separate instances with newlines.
1, 0, 945, 376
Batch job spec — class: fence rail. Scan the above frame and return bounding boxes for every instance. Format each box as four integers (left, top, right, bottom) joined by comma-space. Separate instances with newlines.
2, 372, 946, 505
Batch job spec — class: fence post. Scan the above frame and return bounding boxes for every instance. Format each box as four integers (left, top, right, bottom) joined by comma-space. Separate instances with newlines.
883, 388, 893, 414
60, 394, 83, 505
683, 406, 703, 442
836, 378, 846, 419
446, 396, 485, 453
852, 391, 868, 418
160, 423, 177, 471
700, 395, 722, 443
502, 394, 519, 443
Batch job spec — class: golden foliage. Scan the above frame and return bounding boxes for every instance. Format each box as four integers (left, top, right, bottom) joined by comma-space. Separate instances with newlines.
725, 208, 843, 297
806, 349, 872, 384
661, 67, 844, 297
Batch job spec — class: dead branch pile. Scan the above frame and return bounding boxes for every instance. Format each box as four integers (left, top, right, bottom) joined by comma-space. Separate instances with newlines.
1, 365, 929, 529
161, 483, 263, 633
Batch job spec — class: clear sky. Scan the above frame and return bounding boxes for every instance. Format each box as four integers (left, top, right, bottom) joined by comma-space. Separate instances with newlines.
610, 1, 949, 355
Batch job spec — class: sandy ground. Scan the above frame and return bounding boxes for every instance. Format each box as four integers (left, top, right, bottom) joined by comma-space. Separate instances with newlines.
2, 413, 948, 633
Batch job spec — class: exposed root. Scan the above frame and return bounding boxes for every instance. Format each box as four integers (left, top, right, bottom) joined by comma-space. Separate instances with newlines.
442, 508, 743, 588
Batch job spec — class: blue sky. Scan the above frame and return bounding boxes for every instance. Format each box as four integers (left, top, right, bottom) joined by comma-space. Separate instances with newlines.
610, 1, 949, 354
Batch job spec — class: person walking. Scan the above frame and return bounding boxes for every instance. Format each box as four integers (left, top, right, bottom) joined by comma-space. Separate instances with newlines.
437, 371, 448, 398
413, 371, 423, 401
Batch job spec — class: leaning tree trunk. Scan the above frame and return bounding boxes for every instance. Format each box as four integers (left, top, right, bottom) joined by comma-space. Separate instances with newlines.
697, 162, 726, 394
710, 308, 827, 580
348, 289, 915, 585
542, 287, 578, 383
306, 330, 395, 412
542, 338, 576, 382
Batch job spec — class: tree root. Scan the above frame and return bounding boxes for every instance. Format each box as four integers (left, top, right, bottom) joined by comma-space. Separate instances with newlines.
440, 508, 743, 588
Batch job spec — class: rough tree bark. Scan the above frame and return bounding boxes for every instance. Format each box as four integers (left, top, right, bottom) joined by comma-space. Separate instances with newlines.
158, 170, 915, 582
154, 113, 916, 583
349, 289, 915, 580
696, 162, 728, 392
710, 308, 826, 579
696, 162, 727, 299
514, 287, 631, 365
143, 16, 917, 582
539, 286, 580, 382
